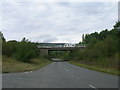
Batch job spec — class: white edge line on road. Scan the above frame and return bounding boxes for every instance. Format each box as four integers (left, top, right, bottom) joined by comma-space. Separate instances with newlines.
2, 71, 33, 75
89, 84, 96, 89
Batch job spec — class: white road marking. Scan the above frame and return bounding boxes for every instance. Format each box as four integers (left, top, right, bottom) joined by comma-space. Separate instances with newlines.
89, 84, 96, 89
25, 71, 33, 73
75, 76, 80, 80
64, 68, 69, 72
3, 71, 32, 75
71, 73, 80, 80
64, 69, 81, 80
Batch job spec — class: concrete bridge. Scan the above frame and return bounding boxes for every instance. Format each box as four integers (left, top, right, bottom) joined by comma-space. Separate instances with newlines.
38, 43, 86, 56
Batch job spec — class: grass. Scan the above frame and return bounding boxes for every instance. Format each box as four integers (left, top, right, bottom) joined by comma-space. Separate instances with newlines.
2, 56, 52, 73
69, 60, 119, 76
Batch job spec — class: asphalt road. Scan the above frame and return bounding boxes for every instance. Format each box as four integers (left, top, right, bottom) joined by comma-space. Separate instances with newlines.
2, 61, 118, 88
51, 58, 64, 62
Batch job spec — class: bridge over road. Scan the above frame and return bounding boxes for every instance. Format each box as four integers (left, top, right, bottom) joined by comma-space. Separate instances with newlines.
37, 44, 86, 56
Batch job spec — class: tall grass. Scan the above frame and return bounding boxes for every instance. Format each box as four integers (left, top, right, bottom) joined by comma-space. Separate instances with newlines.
2, 56, 51, 73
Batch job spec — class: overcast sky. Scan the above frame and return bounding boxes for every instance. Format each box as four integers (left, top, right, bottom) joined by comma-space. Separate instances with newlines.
1, 1, 118, 43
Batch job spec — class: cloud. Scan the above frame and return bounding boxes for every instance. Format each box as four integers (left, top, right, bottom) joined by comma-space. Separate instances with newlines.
1, 2, 118, 43
28, 34, 58, 43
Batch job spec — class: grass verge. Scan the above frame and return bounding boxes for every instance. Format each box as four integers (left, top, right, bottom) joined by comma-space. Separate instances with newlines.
69, 60, 119, 76
2, 56, 52, 73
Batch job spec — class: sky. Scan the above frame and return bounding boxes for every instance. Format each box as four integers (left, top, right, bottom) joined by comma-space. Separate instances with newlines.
1, 1, 118, 43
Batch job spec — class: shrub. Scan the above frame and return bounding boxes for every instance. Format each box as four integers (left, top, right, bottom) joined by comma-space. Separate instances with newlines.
15, 41, 38, 63
2, 41, 18, 57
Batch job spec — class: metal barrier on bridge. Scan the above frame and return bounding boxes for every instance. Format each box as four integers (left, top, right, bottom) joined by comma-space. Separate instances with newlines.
37, 45, 86, 48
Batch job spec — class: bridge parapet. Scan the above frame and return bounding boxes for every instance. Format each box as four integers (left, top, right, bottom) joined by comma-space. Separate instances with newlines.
37, 44, 86, 48
37, 44, 86, 56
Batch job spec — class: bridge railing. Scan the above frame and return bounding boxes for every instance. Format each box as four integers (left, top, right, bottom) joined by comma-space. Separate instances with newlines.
37, 46, 52, 48
37, 45, 87, 48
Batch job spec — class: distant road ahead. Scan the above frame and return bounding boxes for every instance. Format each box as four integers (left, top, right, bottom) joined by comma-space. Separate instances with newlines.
2, 61, 118, 88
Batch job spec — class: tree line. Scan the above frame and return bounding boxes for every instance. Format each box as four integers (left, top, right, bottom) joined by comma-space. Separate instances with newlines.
66, 21, 119, 70
0, 21, 119, 68
49, 22, 119, 70
1, 36, 40, 63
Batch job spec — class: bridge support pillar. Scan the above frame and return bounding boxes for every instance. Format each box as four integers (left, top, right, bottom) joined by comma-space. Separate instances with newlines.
40, 49, 48, 56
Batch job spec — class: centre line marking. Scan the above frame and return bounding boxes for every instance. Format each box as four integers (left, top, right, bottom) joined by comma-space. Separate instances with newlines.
75, 76, 80, 80
64, 68, 69, 72
89, 84, 96, 89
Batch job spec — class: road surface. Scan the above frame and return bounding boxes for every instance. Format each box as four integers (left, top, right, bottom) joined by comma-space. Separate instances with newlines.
2, 61, 118, 88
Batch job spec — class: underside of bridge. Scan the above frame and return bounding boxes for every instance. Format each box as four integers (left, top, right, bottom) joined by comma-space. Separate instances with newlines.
39, 49, 49, 56
39, 47, 85, 56
40, 49, 72, 56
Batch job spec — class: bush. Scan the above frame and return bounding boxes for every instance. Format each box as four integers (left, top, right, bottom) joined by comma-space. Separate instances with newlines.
69, 22, 119, 70
2, 37, 39, 63
15, 41, 38, 63
2, 41, 18, 57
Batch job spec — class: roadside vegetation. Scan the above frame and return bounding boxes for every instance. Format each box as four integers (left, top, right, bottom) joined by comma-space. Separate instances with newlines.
49, 51, 71, 60
70, 22, 119, 75
49, 22, 120, 76
1, 22, 119, 75
0, 33, 51, 73
2, 57, 51, 73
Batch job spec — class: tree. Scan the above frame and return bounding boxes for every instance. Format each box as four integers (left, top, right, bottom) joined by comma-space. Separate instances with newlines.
0, 31, 6, 41
114, 21, 120, 28
2, 41, 18, 57
15, 40, 39, 62
82, 34, 85, 43
21, 37, 29, 42
99, 29, 109, 40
